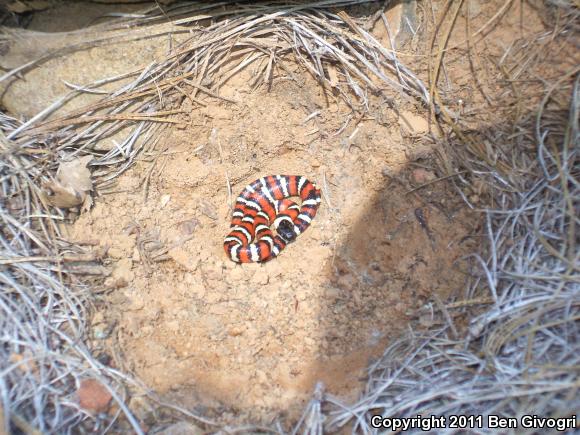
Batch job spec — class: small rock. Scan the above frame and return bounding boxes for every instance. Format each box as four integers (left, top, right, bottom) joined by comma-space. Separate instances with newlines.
77, 379, 112, 414
228, 326, 244, 337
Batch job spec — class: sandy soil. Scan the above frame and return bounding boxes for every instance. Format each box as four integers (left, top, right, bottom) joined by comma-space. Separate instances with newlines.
65, 60, 477, 424
1, 0, 560, 428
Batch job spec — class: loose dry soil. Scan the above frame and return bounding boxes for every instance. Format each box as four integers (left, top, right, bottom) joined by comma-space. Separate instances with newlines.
66, 68, 476, 424
3, 0, 557, 428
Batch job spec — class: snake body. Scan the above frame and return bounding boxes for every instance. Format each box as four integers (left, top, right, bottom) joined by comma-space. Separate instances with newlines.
224, 175, 321, 263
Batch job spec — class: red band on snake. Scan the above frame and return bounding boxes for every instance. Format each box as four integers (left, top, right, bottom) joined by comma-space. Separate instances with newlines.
224, 175, 322, 263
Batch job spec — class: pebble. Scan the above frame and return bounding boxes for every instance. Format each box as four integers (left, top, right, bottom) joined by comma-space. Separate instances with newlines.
77, 379, 112, 414
228, 326, 244, 337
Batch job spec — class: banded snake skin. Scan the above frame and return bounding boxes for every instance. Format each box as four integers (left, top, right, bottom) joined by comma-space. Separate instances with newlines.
224, 175, 321, 263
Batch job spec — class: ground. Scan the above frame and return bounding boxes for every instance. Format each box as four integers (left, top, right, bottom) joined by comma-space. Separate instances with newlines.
63, 63, 476, 423
1, 0, 555, 428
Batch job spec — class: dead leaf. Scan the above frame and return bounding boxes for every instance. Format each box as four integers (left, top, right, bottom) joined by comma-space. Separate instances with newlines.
82, 194, 94, 213
42, 181, 84, 208
77, 379, 112, 414
42, 156, 93, 209
56, 155, 93, 192
327, 64, 340, 88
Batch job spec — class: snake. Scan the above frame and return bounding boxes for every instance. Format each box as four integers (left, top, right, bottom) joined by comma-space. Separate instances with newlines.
224, 175, 322, 263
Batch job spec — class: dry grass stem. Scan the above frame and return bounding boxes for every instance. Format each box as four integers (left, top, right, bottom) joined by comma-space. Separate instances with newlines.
1, 0, 578, 433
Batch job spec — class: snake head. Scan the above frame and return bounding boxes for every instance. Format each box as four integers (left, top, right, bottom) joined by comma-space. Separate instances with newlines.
277, 220, 297, 243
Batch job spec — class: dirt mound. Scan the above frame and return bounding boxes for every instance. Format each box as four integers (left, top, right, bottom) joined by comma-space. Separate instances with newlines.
68, 66, 474, 424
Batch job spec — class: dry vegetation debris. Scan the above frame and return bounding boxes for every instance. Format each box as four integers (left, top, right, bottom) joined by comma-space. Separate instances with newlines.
0, 0, 578, 433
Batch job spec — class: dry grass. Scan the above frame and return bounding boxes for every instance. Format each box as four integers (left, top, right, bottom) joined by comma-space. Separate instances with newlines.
1, 0, 578, 433
320, 75, 580, 434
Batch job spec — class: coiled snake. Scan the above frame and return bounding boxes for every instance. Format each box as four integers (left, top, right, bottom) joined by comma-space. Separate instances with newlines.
224, 175, 321, 263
